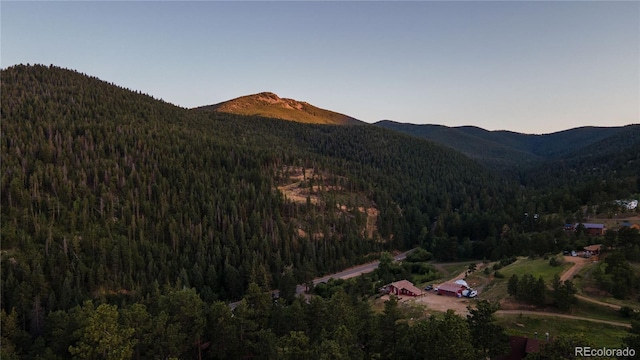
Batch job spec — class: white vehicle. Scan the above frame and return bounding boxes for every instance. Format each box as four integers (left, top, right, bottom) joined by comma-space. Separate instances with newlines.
461, 289, 478, 298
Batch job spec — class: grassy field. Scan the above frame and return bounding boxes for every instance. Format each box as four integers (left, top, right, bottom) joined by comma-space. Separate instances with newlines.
472, 257, 572, 303
497, 257, 573, 282
437, 261, 479, 277
495, 313, 629, 349
572, 299, 632, 324
414, 260, 479, 288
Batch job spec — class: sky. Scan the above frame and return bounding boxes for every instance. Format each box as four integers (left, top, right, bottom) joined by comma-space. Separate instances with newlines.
2, 1, 638, 134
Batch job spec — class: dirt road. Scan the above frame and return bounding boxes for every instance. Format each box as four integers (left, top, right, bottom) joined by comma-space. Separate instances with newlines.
496, 310, 631, 328
575, 294, 622, 310
559, 255, 589, 282
558, 256, 623, 310
413, 292, 473, 315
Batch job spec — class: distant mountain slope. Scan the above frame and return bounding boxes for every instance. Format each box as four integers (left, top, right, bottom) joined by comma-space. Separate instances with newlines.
375, 120, 639, 171
522, 125, 640, 189
374, 121, 541, 169
194, 92, 364, 125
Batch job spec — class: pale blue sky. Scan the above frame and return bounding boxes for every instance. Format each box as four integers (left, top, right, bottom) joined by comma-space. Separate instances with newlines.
2, 1, 638, 134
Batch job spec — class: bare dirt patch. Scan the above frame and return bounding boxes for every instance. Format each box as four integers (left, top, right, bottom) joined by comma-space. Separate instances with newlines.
277, 166, 380, 240
396, 262, 486, 316
413, 292, 473, 316
363, 207, 378, 239
278, 182, 319, 205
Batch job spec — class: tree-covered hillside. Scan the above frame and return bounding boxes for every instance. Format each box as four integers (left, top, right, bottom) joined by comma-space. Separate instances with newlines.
2, 64, 638, 359
1, 64, 515, 314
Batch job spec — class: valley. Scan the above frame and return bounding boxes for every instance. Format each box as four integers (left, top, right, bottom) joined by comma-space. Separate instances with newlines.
1, 64, 639, 359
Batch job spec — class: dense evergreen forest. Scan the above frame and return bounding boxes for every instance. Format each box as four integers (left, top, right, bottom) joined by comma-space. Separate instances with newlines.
1, 65, 638, 358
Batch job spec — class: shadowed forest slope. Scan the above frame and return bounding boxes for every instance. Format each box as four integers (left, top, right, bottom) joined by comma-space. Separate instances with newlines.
1, 64, 514, 309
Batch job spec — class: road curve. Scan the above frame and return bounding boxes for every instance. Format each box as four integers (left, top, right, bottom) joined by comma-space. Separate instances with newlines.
496, 310, 631, 328
558, 257, 627, 310
559, 256, 589, 282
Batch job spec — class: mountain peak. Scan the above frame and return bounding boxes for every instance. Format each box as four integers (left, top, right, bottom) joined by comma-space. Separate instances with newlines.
194, 92, 363, 126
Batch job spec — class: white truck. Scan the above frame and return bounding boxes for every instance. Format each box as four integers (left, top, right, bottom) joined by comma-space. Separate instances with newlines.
461, 289, 478, 298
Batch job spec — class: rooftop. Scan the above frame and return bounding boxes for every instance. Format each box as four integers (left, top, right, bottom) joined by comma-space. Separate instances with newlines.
438, 282, 466, 293
577, 223, 605, 229
584, 244, 602, 252
389, 280, 422, 295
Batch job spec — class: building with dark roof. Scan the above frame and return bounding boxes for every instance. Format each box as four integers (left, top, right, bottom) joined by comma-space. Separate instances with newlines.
496, 336, 542, 360
578, 223, 605, 236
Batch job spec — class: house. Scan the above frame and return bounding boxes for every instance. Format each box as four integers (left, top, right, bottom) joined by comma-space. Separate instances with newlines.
387, 280, 422, 297
583, 244, 602, 258
496, 336, 542, 360
437, 282, 466, 297
576, 223, 605, 236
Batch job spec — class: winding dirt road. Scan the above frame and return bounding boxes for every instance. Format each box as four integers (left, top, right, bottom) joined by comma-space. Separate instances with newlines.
559, 256, 623, 310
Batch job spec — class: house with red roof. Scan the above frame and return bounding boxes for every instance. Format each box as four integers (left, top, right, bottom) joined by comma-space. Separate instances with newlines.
387, 280, 422, 297
437, 282, 467, 297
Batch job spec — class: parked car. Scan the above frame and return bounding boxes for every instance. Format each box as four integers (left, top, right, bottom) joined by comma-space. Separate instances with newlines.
462, 289, 478, 298
424, 284, 433, 291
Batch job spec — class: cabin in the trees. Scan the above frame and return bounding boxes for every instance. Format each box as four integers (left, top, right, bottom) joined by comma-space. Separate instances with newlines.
437, 282, 466, 297
583, 244, 602, 258
565, 223, 605, 236
386, 280, 422, 297
496, 336, 542, 360
581, 223, 605, 236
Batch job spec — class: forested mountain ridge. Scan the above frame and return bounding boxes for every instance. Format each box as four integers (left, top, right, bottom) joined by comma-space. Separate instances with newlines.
1, 63, 516, 315
194, 91, 364, 125
3, 64, 638, 359
375, 120, 639, 172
